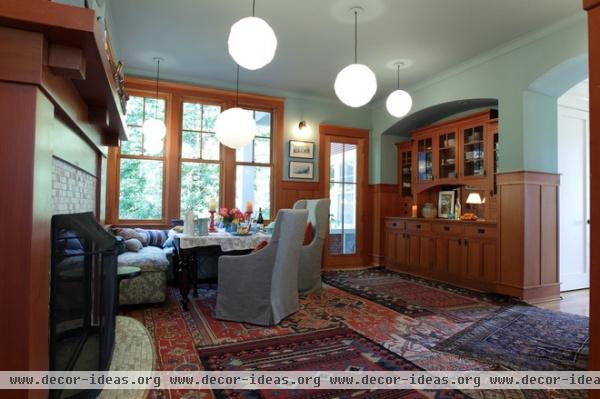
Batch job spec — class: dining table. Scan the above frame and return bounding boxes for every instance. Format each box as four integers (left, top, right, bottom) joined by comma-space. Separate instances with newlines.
174, 231, 272, 310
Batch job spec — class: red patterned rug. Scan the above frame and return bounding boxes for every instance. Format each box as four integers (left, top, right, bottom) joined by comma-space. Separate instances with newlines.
322, 268, 514, 322
199, 327, 467, 399
122, 276, 574, 399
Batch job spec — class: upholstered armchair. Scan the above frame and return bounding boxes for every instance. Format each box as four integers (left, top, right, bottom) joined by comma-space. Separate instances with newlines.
215, 209, 308, 326
293, 198, 330, 294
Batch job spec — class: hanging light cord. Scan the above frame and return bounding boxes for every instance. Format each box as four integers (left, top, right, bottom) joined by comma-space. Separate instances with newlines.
236, 65, 240, 107
397, 64, 400, 89
252, 0, 256, 16
154, 58, 160, 119
354, 11, 358, 64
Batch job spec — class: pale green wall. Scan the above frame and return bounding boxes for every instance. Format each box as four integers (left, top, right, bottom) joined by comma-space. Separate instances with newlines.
110, 13, 587, 186
371, 13, 588, 184
283, 96, 371, 182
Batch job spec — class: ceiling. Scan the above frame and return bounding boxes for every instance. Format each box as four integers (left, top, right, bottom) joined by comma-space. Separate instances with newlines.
107, 0, 582, 102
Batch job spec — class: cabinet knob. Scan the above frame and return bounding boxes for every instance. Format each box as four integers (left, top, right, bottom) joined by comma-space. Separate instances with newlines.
416, 224, 421, 229
464, 239, 469, 246
443, 226, 450, 231
477, 228, 485, 234
458, 239, 462, 245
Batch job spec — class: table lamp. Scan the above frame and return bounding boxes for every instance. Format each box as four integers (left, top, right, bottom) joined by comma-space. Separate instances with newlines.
466, 192, 483, 218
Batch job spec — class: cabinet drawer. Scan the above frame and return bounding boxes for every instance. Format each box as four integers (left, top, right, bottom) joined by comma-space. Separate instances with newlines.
386, 219, 404, 230
464, 225, 497, 238
406, 221, 431, 232
432, 223, 463, 235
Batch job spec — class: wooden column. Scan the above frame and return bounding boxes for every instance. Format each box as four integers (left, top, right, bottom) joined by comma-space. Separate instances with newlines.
496, 171, 560, 301
584, 0, 600, 378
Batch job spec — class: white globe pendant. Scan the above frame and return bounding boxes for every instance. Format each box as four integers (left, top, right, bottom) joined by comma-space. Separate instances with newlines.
142, 118, 166, 139
386, 89, 413, 118
214, 107, 257, 149
228, 16, 277, 70
334, 64, 377, 107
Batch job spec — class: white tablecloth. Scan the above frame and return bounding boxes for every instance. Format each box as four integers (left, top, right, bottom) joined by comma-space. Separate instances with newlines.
176, 232, 271, 251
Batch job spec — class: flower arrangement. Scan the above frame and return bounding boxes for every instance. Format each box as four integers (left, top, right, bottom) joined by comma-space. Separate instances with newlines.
219, 207, 244, 227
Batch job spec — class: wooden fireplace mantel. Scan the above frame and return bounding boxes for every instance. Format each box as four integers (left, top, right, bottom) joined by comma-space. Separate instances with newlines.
0, 0, 127, 148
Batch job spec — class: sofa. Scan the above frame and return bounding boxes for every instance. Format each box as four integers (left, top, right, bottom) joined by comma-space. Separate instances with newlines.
111, 228, 175, 305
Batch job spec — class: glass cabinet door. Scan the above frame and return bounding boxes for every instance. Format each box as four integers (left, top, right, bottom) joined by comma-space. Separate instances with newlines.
438, 131, 457, 179
462, 125, 485, 177
401, 150, 412, 196
417, 137, 433, 181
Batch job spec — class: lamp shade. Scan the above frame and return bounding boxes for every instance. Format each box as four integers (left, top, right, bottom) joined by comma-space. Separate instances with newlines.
228, 16, 277, 70
334, 63, 377, 107
386, 89, 413, 118
466, 192, 483, 205
214, 107, 257, 149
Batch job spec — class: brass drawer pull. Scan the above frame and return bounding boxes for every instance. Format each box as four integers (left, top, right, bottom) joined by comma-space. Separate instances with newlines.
443, 226, 450, 231
416, 224, 421, 229
478, 228, 485, 234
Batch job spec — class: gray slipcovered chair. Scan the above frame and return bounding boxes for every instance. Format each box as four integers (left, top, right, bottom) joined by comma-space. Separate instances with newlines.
293, 198, 330, 294
215, 209, 308, 326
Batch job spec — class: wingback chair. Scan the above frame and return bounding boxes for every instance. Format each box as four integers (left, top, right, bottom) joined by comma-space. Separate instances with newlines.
215, 209, 308, 326
293, 198, 330, 294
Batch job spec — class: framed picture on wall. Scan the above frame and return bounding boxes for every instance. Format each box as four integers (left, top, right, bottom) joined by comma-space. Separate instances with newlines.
438, 190, 456, 219
289, 161, 314, 179
289, 140, 314, 159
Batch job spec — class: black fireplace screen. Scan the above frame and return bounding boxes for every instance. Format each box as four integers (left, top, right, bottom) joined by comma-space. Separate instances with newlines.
50, 212, 117, 398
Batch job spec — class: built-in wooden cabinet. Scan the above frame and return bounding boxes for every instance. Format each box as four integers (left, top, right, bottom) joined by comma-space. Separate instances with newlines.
385, 217, 498, 292
396, 141, 413, 217
397, 109, 498, 220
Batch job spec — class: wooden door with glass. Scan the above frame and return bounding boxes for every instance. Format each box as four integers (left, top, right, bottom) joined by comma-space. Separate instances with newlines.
322, 129, 368, 268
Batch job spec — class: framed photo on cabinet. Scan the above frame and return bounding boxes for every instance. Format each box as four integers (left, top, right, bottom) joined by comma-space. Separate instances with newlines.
438, 190, 455, 219
289, 161, 314, 179
289, 140, 314, 159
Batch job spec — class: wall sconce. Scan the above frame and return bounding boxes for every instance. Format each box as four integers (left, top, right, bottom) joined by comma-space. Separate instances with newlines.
296, 120, 310, 138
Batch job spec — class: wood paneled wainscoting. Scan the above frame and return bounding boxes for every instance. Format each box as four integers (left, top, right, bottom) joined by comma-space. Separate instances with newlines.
368, 184, 403, 266
584, 0, 600, 377
496, 171, 560, 301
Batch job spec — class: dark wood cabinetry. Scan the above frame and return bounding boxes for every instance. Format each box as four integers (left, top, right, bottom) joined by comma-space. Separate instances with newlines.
385, 217, 497, 292
399, 110, 498, 220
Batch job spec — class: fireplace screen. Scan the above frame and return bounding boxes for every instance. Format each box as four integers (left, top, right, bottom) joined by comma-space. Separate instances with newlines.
50, 212, 117, 398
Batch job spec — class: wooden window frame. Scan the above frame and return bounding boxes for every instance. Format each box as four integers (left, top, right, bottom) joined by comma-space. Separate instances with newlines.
234, 108, 275, 221
179, 98, 225, 217
106, 77, 284, 229
108, 89, 171, 226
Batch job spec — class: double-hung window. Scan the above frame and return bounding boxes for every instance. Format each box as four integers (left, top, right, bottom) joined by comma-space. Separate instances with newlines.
235, 110, 273, 219
118, 95, 166, 220
179, 102, 222, 216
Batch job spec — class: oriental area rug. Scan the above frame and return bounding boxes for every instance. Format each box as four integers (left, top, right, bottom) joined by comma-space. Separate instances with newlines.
122, 268, 587, 399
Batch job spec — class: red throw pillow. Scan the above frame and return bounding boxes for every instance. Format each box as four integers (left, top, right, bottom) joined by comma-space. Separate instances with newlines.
252, 240, 268, 253
303, 222, 313, 246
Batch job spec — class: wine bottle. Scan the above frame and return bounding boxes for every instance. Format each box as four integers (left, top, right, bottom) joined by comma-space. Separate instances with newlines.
257, 208, 264, 225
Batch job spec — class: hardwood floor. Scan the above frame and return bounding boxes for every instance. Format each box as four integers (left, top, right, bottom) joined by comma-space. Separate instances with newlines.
536, 289, 590, 317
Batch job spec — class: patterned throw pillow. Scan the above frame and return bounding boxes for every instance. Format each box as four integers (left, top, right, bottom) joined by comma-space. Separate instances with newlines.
124, 238, 143, 252
112, 228, 148, 246
137, 229, 169, 247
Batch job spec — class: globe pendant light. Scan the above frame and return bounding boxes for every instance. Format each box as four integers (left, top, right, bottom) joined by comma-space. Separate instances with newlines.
228, 0, 277, 70
334, 8, 377, 108
215, 66, 257, 149
386, 63, 413, 118
142, 57, 167, 154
